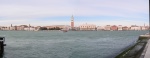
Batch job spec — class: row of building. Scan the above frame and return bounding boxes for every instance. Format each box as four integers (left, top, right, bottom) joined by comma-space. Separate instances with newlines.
97, 25, 149, 31
79, 24, 149, 31
0, 24, 149, 31
0, 25, 38, 31
0, 15, 148, 31
0, 24, 71, 31
70, 15, 149, 31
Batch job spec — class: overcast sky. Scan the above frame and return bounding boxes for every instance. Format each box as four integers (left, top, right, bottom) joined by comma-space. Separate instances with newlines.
0, 0, 149, 26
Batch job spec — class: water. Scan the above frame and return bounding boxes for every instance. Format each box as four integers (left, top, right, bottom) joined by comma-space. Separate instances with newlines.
0, 31, 148, 58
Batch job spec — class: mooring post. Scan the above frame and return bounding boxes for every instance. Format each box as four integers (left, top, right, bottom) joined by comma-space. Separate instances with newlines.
0, 37, 6, 56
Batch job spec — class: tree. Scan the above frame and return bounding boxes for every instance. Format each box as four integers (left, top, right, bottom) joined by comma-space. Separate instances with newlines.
39, 27, 47, 30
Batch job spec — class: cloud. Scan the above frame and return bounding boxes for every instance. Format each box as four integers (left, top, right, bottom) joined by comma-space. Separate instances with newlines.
0, 0, 149, 26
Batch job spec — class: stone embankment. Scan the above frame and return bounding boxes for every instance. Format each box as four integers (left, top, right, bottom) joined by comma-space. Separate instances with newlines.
115, 33, 150, 58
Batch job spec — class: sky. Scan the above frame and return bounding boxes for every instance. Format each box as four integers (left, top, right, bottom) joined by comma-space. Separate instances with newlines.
0, 0, 149, 26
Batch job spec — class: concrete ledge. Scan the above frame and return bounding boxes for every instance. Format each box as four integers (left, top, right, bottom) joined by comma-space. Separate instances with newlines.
142, 39, 150, 58
115, 34, 150, 58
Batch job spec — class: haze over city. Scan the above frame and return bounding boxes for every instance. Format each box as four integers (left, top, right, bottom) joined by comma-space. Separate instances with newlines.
0, 0, 149, 26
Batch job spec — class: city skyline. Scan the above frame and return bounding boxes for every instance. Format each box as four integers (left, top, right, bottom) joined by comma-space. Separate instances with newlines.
0, 0, 149, 26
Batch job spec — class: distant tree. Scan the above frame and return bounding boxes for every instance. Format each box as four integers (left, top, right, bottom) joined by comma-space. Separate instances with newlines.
49, 27, 54, 30
48, 27, 62, 30
55, 27, 61, 30
39, 27, 47, 30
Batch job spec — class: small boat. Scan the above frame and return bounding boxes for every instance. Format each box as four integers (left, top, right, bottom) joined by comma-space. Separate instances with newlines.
140, 33, 150, 37
145, 33, 150, 35
60, 25, 69, 32
60, 29, 68, 32
61, 30, 68, 32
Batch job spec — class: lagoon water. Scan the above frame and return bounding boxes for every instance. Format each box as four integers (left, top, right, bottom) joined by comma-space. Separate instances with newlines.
0, 31, 148, 58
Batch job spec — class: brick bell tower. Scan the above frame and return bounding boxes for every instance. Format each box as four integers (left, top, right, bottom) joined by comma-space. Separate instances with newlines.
71, 15, 74, 30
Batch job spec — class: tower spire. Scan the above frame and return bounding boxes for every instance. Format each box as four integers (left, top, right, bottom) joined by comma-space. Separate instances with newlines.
11, 24, 12, 27
71, 15, 74, 29
71, 15, 74, 21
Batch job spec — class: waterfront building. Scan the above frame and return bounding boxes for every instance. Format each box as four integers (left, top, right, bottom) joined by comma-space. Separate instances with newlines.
79, 23, 96, 31
110, 25, 118, 31
44, 26, 55, 30
35, 26, 41, 31
97, 26, 105, 30
61, 25, 70, 31
118, 25, 123, 31
104, 25, 111, 31
9, 24, 26, 31
53, 25, 67, 29
9, 26, 17, 30
16, 26, 23, 30
16, 25, 28, 30
122, 26, 129, 30
130, 25, 141, 30
10, 24, 14, 30
24, 27, 36, 31
12, 26, 17, 30
141, 26, 147, 30
1, 27, 10, 30
74, 27, 80, 31
21, 24, 36, 31
145, 26, 150, 30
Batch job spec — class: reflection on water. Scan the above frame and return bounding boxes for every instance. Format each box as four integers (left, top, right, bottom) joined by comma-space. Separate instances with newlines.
0, 31, 148, 58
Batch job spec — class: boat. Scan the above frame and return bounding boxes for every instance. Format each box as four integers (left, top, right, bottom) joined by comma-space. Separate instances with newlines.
61, 29, 68, 32
140, 33, 150, 37
60, 25, 69, 32
145, 33, 150, 35
60, 28, 68, 32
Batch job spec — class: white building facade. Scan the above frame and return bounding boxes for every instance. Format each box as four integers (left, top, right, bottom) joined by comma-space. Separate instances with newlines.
79, 23, 96, 31
118, 25, 122, 31
24, 27, 36, 31
97, 26, 105, 30
130, 26, 141, 30
104, 25, 111, 31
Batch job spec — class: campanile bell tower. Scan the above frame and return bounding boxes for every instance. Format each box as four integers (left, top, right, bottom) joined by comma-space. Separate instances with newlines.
71, 15, 74, 29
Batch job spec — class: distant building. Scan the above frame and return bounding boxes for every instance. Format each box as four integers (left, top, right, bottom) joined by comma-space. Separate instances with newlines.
141, 26, 147, 30
97, 26, 105, 30
110, 25, 118, 31
145, 26, 150, 30
122, 26, 129, 31
118, 25, 123, 31
79, 23, 96, 31
74, 27, 80, 31
16, 25, 28, 30
130, 25, 141, 30
44, 26, 55, 29
104, 25, 111, 31
10, 26, 18, 30
35, 26, 41, 31
53, 25, 67, 29
1, 27, 10, 30
24, 27, 36, 31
